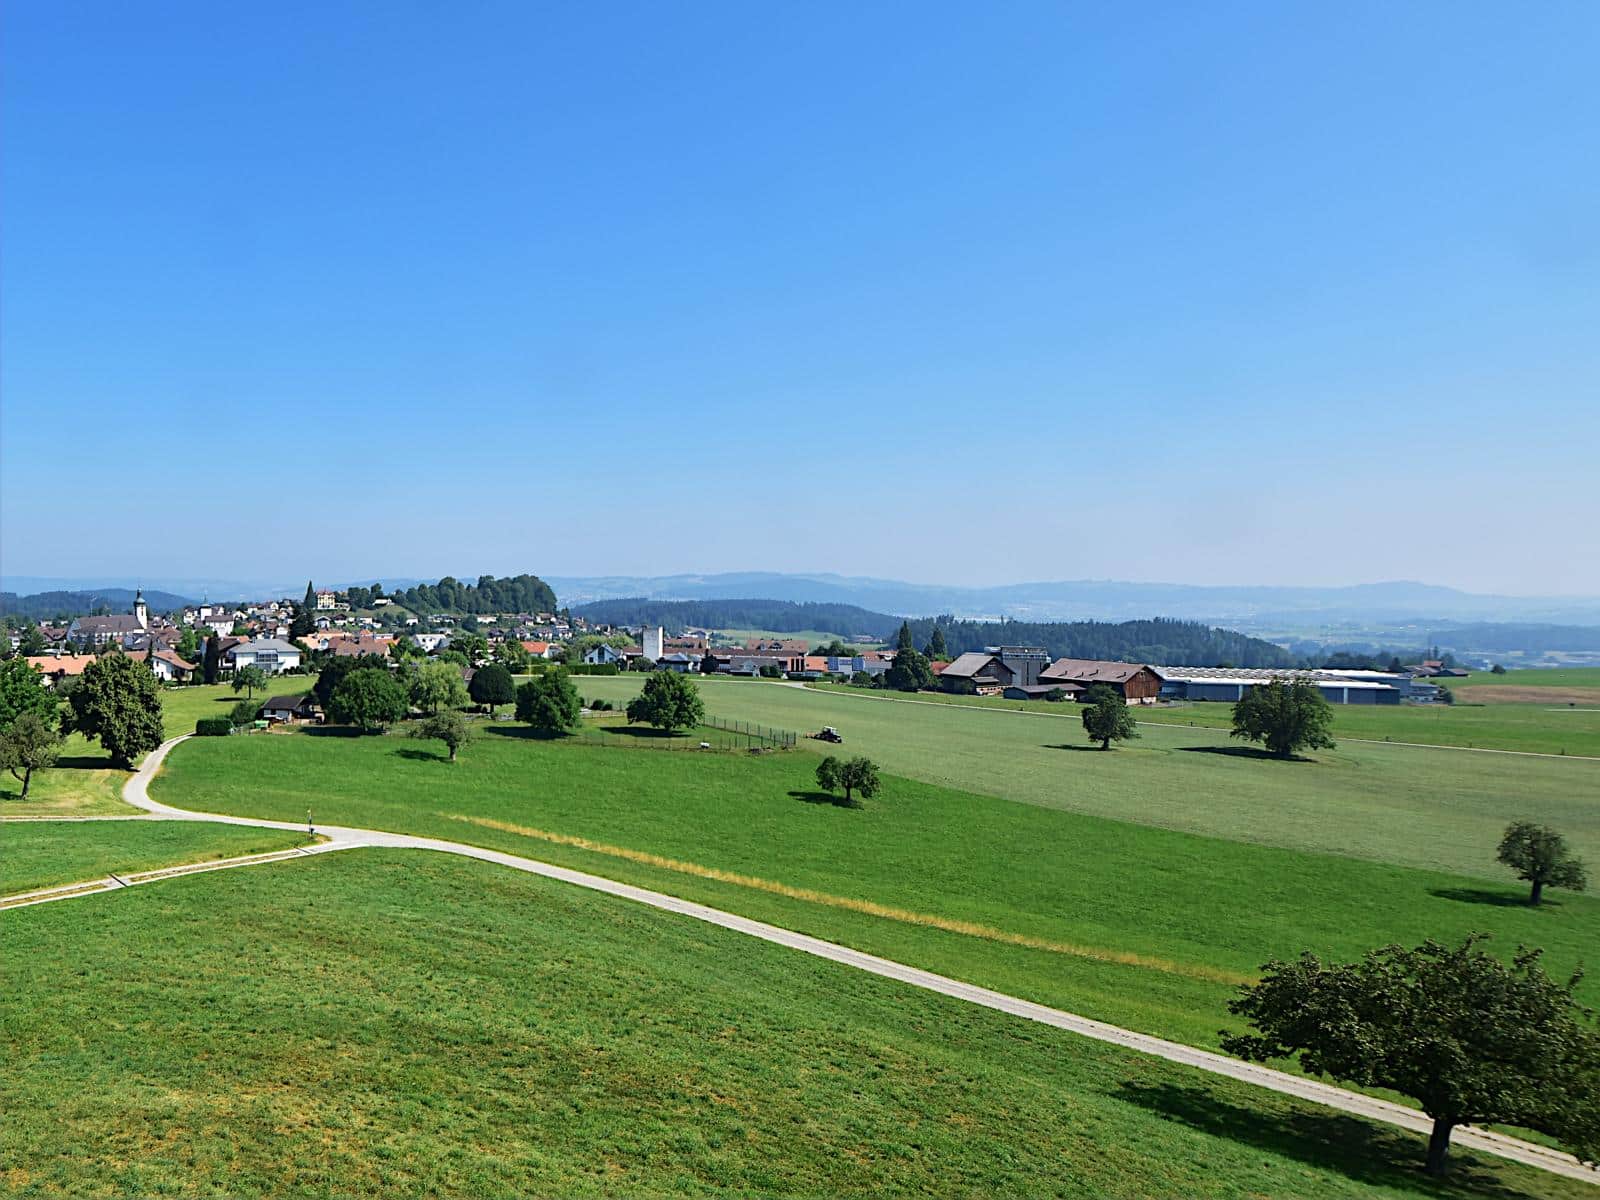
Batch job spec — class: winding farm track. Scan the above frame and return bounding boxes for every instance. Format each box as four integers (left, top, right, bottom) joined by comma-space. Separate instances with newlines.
5, 734, 1595, 1186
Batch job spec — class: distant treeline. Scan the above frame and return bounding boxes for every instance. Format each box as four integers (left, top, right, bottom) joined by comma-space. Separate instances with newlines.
571, 598, 1293, 668
903, 616, 1296, 668
392, 574, 558, 616
0, 588, 192, 621
1427, 624, 1600, 654
571, 598, 901, 639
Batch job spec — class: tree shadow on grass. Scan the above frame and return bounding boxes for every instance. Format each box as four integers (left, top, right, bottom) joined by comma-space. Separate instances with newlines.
594, 725, 691, 740
1176, 745, 1313, 763
1116, 1081, 1531, 1199
299, 726, 363, 738
1429, 887, 1548, 910
789, 790, 860, 809
1045, 743, 1113, 752
394, 747, 449, 764
54, 754, 118, 770
481, 725, 573, 741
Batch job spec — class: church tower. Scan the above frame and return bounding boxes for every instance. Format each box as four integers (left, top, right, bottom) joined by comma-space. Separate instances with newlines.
133, 588, 149, 630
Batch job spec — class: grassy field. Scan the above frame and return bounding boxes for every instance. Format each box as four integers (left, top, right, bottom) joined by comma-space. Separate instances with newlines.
804, 680, 1600, 757
571, 676, 1600, 878
1449, 668, 1600, 691
5, 848, 1592, 1199
150, 729, 1600, 1055
0, 677, 315, 816
1, 820, 312, 895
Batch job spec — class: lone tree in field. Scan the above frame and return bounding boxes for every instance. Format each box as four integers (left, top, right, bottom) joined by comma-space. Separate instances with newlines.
815, 755, 881, 806
626, 670, 704, 733
1222, 934, 1600, 1175
1497, 821, 1588, 905
327, 669, 408, 734
1, 712, 61, 800
516, 668, 582, 735
64, 651, 165, 768
232, 664, 268, 699
1229, 678, 1335, 759
1080, 683, 1138, 750
412, 709, 472, 761
469, 663, 515, 714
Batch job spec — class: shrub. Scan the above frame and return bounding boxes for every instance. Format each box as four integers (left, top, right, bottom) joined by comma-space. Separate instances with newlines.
195, 717, 233, 737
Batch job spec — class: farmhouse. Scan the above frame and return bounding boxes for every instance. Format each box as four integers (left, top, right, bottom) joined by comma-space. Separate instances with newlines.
1038, 659, 1164, 704
262, 693, 319, 723
939, 647, 1050, 696
22, 654, 96, 686
147, 647, 197, 683
583, 644, 626, 666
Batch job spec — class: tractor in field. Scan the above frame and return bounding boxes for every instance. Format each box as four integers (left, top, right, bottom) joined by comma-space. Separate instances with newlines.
811, 726, 844, 744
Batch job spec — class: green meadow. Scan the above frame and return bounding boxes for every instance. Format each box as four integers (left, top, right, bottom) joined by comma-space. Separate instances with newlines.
5, 849, 1592, 1200
0, 819, 312, 896
573, 676, 1600, 877
802, 679, 1600, 756
151, 727, 1600, 1054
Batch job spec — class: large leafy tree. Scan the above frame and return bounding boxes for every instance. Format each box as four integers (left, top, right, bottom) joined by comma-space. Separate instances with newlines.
493, 640, 533, 673
328, 670, 408, 733
1, 712, 61, 799
1498, 822, 1588, 905
0, 658, 59, 731
447, 632, 490, 666
883, 645, 933, 692
18, 625, 49, 656
1229, 678, 1335, 759
411, 710, 472, 761
468, 663, 515, 714
815, 755, 881, 806
313, 655, 391, 709
1080, 683, 1138, 750
515, 669, 582, 735
625, 670, 704, 733
63, 650, 164, 768
408, 660, 468, 714
1222, 934, 1600, 1175
231, 665, 268, 699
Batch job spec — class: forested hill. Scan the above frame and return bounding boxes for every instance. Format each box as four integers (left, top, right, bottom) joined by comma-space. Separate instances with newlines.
911, 616, 1295, 668
571, 598, 1294, 668
571, 598, 902, 639
393, 574, 558, 616
1, 588, 193, 620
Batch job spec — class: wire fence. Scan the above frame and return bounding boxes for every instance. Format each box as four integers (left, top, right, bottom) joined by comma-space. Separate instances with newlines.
584, 715, 798, 754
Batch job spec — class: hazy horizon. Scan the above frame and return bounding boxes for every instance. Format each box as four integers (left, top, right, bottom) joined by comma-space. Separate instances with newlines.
4, 4, 1597, 593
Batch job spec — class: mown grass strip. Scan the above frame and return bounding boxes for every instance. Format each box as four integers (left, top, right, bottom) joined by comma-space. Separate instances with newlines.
445, 812, 1252, 985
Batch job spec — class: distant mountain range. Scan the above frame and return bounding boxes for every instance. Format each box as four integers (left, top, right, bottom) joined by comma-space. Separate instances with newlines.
546, 573, 1600, 627
0, 588, 195, 620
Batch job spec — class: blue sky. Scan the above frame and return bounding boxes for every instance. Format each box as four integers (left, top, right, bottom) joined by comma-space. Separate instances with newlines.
3, 2, 1597, 594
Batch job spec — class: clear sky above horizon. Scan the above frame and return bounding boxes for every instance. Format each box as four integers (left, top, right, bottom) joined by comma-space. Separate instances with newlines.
3, 3, 1597, 595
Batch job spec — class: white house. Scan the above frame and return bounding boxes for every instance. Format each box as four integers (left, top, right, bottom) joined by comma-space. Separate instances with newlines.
583, 643, 625, 666
410, 632, 451, 652
148, 648, 198, 682
226, 637, 303, 675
